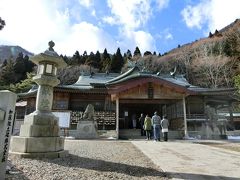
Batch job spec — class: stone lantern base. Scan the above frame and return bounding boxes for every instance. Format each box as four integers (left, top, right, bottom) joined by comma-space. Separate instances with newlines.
10, 111, 68, 158
76, 121, 98, 139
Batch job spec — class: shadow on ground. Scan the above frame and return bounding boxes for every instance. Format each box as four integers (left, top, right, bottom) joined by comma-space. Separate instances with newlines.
41, 154, 167, 178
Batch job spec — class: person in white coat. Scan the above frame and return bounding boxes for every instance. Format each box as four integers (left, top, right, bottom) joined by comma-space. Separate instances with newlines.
161, 116, 169, 141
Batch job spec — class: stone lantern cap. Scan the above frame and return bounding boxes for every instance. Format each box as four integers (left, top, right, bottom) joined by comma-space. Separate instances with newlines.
30, 41, 67, 69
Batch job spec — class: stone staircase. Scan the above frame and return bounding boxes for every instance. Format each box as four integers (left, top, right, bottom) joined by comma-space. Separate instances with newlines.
119, 129, 145, 140
119, 129, 184, 140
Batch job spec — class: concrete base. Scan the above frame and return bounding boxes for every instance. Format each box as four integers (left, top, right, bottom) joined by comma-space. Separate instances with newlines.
10, 111, 68, 159
10, 150, 68, 159
76, 121, 98, 139
10, 136, 65, 153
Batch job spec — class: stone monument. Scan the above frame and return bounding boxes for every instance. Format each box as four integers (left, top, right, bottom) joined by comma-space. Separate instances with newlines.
10, 41, 68, 158
0, 91, 17, 180
76, 104, 98, 138
203, 105, 226, 139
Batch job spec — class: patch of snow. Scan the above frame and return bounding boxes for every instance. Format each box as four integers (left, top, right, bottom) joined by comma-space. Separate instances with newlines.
64, 136, 75, 139
107, 137, 117, 140
228, 136, 240, 140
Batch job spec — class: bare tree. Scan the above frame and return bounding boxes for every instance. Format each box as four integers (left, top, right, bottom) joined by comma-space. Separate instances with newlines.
195, 44, 233, 88
57, 65, 98, 85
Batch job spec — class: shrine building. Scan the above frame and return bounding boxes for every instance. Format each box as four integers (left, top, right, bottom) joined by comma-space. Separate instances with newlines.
16, 66, 238, 139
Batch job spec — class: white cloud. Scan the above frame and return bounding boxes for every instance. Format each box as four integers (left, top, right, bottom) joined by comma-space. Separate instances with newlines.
165, 32, 173, 40
181, 2, 211, 29
102, 16, 117, 25
106, 0, 152, 30
56, 22, 117, 55
104, 0, 169, 53
156, 0, 169, 10
0, 0, 116, 55
133, 31, 156, 52
156, 28, 173, 41
78, 0, 93, 8
0, 0, 69, 53
117, 29, 156, 53
0, 0, 165, 56
181, 0, 240, 32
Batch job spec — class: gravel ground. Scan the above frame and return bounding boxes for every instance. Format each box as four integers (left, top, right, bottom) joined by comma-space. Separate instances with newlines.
6, 140, 168, 180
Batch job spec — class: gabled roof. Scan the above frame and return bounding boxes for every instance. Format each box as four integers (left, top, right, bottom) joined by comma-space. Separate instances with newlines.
60, 72, 119, 90
18, 66, 237, 97
105, 66, 195, 94
106, 66, 192, 87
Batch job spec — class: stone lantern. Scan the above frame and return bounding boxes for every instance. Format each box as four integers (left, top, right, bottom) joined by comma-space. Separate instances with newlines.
10, 41, 68, 158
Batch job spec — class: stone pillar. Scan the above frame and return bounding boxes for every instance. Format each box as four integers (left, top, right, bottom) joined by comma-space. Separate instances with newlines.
10, 41, 68, 158
0, 90, 17, 180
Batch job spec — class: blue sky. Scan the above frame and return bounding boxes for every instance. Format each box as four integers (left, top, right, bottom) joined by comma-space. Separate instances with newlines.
0, 0, 240, 56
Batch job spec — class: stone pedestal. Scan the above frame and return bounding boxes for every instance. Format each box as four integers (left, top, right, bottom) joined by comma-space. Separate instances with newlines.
10, 111, 67, 158
76, 121, 98, 139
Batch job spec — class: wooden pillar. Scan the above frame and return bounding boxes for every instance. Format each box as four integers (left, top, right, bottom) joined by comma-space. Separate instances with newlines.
183, 95, 189, 138
116, 96, 119, 139
228, 102, 234, 130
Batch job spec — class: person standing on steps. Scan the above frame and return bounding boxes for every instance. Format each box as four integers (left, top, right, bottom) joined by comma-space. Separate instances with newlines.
161, 115, 169, 141
144, 114, 152, 140
151, 111, 161, 141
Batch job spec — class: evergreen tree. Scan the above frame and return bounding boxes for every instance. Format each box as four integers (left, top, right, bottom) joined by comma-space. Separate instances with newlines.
94, 50, 101, 69
2, 59, 7, 67
209, 32, 213, 38
123, 49, 132, 64
71, 51, 81, 65
9, 73, 35, 93
85, 52, 96, 68
0, 59, 16, 85
133, 46, 141, 57
111, 48, 124, 73
81, 51, 88, 65
101, 48, 111, 72
14, 52, 26, 73
61, 55, 70, 65
24, 55, 34, 73
126, 49, 132, 59
144, 51, 152, 56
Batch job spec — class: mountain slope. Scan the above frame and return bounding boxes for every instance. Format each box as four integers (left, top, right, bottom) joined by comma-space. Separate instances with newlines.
0, 45, 34, 63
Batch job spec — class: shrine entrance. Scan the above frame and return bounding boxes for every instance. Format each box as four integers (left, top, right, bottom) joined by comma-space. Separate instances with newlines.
118, 99, 174, 129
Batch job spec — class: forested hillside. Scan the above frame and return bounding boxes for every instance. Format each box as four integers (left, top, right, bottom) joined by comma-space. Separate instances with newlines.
0, 19, 239, 93
137, 19, 240, 88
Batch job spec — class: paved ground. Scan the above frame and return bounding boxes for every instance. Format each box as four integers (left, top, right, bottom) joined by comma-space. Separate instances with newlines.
131, 140, 240, 180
